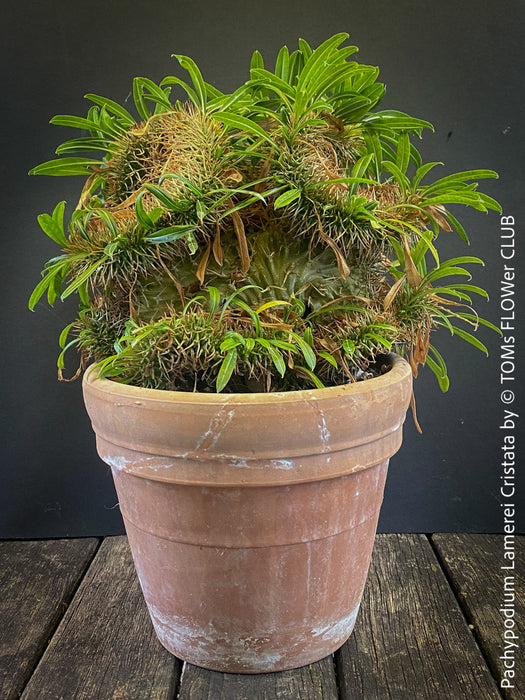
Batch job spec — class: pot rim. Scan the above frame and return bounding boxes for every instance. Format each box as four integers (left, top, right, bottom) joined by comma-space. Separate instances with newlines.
83, 352, 412, 405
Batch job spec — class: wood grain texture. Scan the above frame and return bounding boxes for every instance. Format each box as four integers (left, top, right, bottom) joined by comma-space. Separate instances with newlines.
432, 533, 524, 700
0, 538, 98, 700
336, 534, 501, 699
20, 536, 179, 700
177, 656, 338, 700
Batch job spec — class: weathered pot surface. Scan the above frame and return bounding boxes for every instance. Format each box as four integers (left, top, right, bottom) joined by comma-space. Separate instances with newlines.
83, 353, 412, 673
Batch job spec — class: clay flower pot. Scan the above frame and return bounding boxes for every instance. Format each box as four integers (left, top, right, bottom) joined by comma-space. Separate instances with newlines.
83, 353, 412, 673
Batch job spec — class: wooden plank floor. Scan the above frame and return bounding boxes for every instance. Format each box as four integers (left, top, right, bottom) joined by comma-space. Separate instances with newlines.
1, 534, 521, 699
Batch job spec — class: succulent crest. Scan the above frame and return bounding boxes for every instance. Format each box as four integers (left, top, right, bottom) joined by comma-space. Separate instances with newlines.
30, 35, 501, 393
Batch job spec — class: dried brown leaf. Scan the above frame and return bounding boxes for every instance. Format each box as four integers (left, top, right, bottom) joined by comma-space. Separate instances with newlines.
316, 212, 350, 280
196, 241, 211, 284
402, 236, 422, 289
224, 168, 243, 184
212, 221, 223, 266
231, 209, 251, 273
383, 274, 406, 311
426, 204, 452, 232
410, 392, 423, 434
76, 175, 97, 210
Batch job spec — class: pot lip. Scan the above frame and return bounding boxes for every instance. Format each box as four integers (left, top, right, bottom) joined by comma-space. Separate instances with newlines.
83, 352, 412, 406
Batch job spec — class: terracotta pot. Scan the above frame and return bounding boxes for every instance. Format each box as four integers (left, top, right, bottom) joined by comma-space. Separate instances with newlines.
82, 353, 412, 673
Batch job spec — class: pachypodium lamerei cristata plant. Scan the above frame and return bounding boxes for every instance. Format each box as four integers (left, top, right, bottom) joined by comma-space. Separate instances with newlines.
30, 34, 500, 398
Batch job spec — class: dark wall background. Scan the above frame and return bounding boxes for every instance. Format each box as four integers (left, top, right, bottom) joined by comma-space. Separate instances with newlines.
2, 0, 523, 537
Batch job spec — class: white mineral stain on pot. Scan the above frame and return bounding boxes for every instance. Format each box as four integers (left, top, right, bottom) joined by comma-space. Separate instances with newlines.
147, 603, 284, 670
269, 459, 294, 470
310, 605, 360, 641
104, 454, 173, 472
305, 399, 331, 452
104, 455, 131, 471
195, 405, 236, 451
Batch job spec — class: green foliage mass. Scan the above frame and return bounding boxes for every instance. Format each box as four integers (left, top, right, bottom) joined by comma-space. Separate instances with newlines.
30, 34, 501, 393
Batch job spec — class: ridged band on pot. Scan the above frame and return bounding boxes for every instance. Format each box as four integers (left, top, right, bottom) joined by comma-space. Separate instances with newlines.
83, 353, 412, 673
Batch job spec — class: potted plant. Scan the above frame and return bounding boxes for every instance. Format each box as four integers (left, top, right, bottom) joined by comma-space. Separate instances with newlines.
29, 34, 500, 673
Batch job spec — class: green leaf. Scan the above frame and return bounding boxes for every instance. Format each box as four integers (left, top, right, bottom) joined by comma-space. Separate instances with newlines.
454, 313, 501, 334
61, 259, 104, 300
29, 157, 104, 176
365, 332, 392, 350
362, 110, 434, 134
87, 208, 118, 237
268, 338, 297, 352
186, 232, 198, 254
159, 173, 203, 197
207, 286, 221, 316
268, 345, 286, 377
422, 266, 472, 285
342, 339, 356, 355
212, 112, 276, 146
348, 153, 375, 195
138, 77, 173, 111
295, 365, 325, 389
234, 299, 262, 335
55, 137, 119, 155
412, 161, 443, 189
425, 355, 450, 392
249, 68, 295, 101
145, 225, 197, 244
434, 283, 488, 299
290, 331, 316, 370
220, 337, 243, 352
439, 256, 484, 268
135, 192, 155, 230
142, 183, 180, 209
382, 160, 409, 197
319, 351, 338, 368
295, 33, 352, 114
84, 94, 135, 126
419, 193, 488, 211
57, 337, 80, 370
29, 270, 56, 310
274, 188, 301, 208
173, 54, 207, 110
422, 169, 499, 195
451, 326, 488, 355
160, 75, 198, 105
478, 192, 502, 213
59, 322, 76, 349
256, 300, 291, 313
50, 114, 105, 133
363, 131, 382, 180
298, 38, 313, 61
396, 132, 411, 176
37, 212, 67, 246
443, 210, 469, 243
52, 201, 67, 242
288, 49, 305, 86
250, 50, 264, 71
332, 94, 372, 123
216, 348, 238, 392
133, 77, 150, 121
204, 82, 223, 100
275, 45, 290, 82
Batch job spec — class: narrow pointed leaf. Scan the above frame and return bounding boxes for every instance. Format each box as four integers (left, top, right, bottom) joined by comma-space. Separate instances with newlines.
29, 157, 104, 176
212, 112, 276, 146
84, 94, 135, 126
216, 348, 238, 392
173, 55, 207, 110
